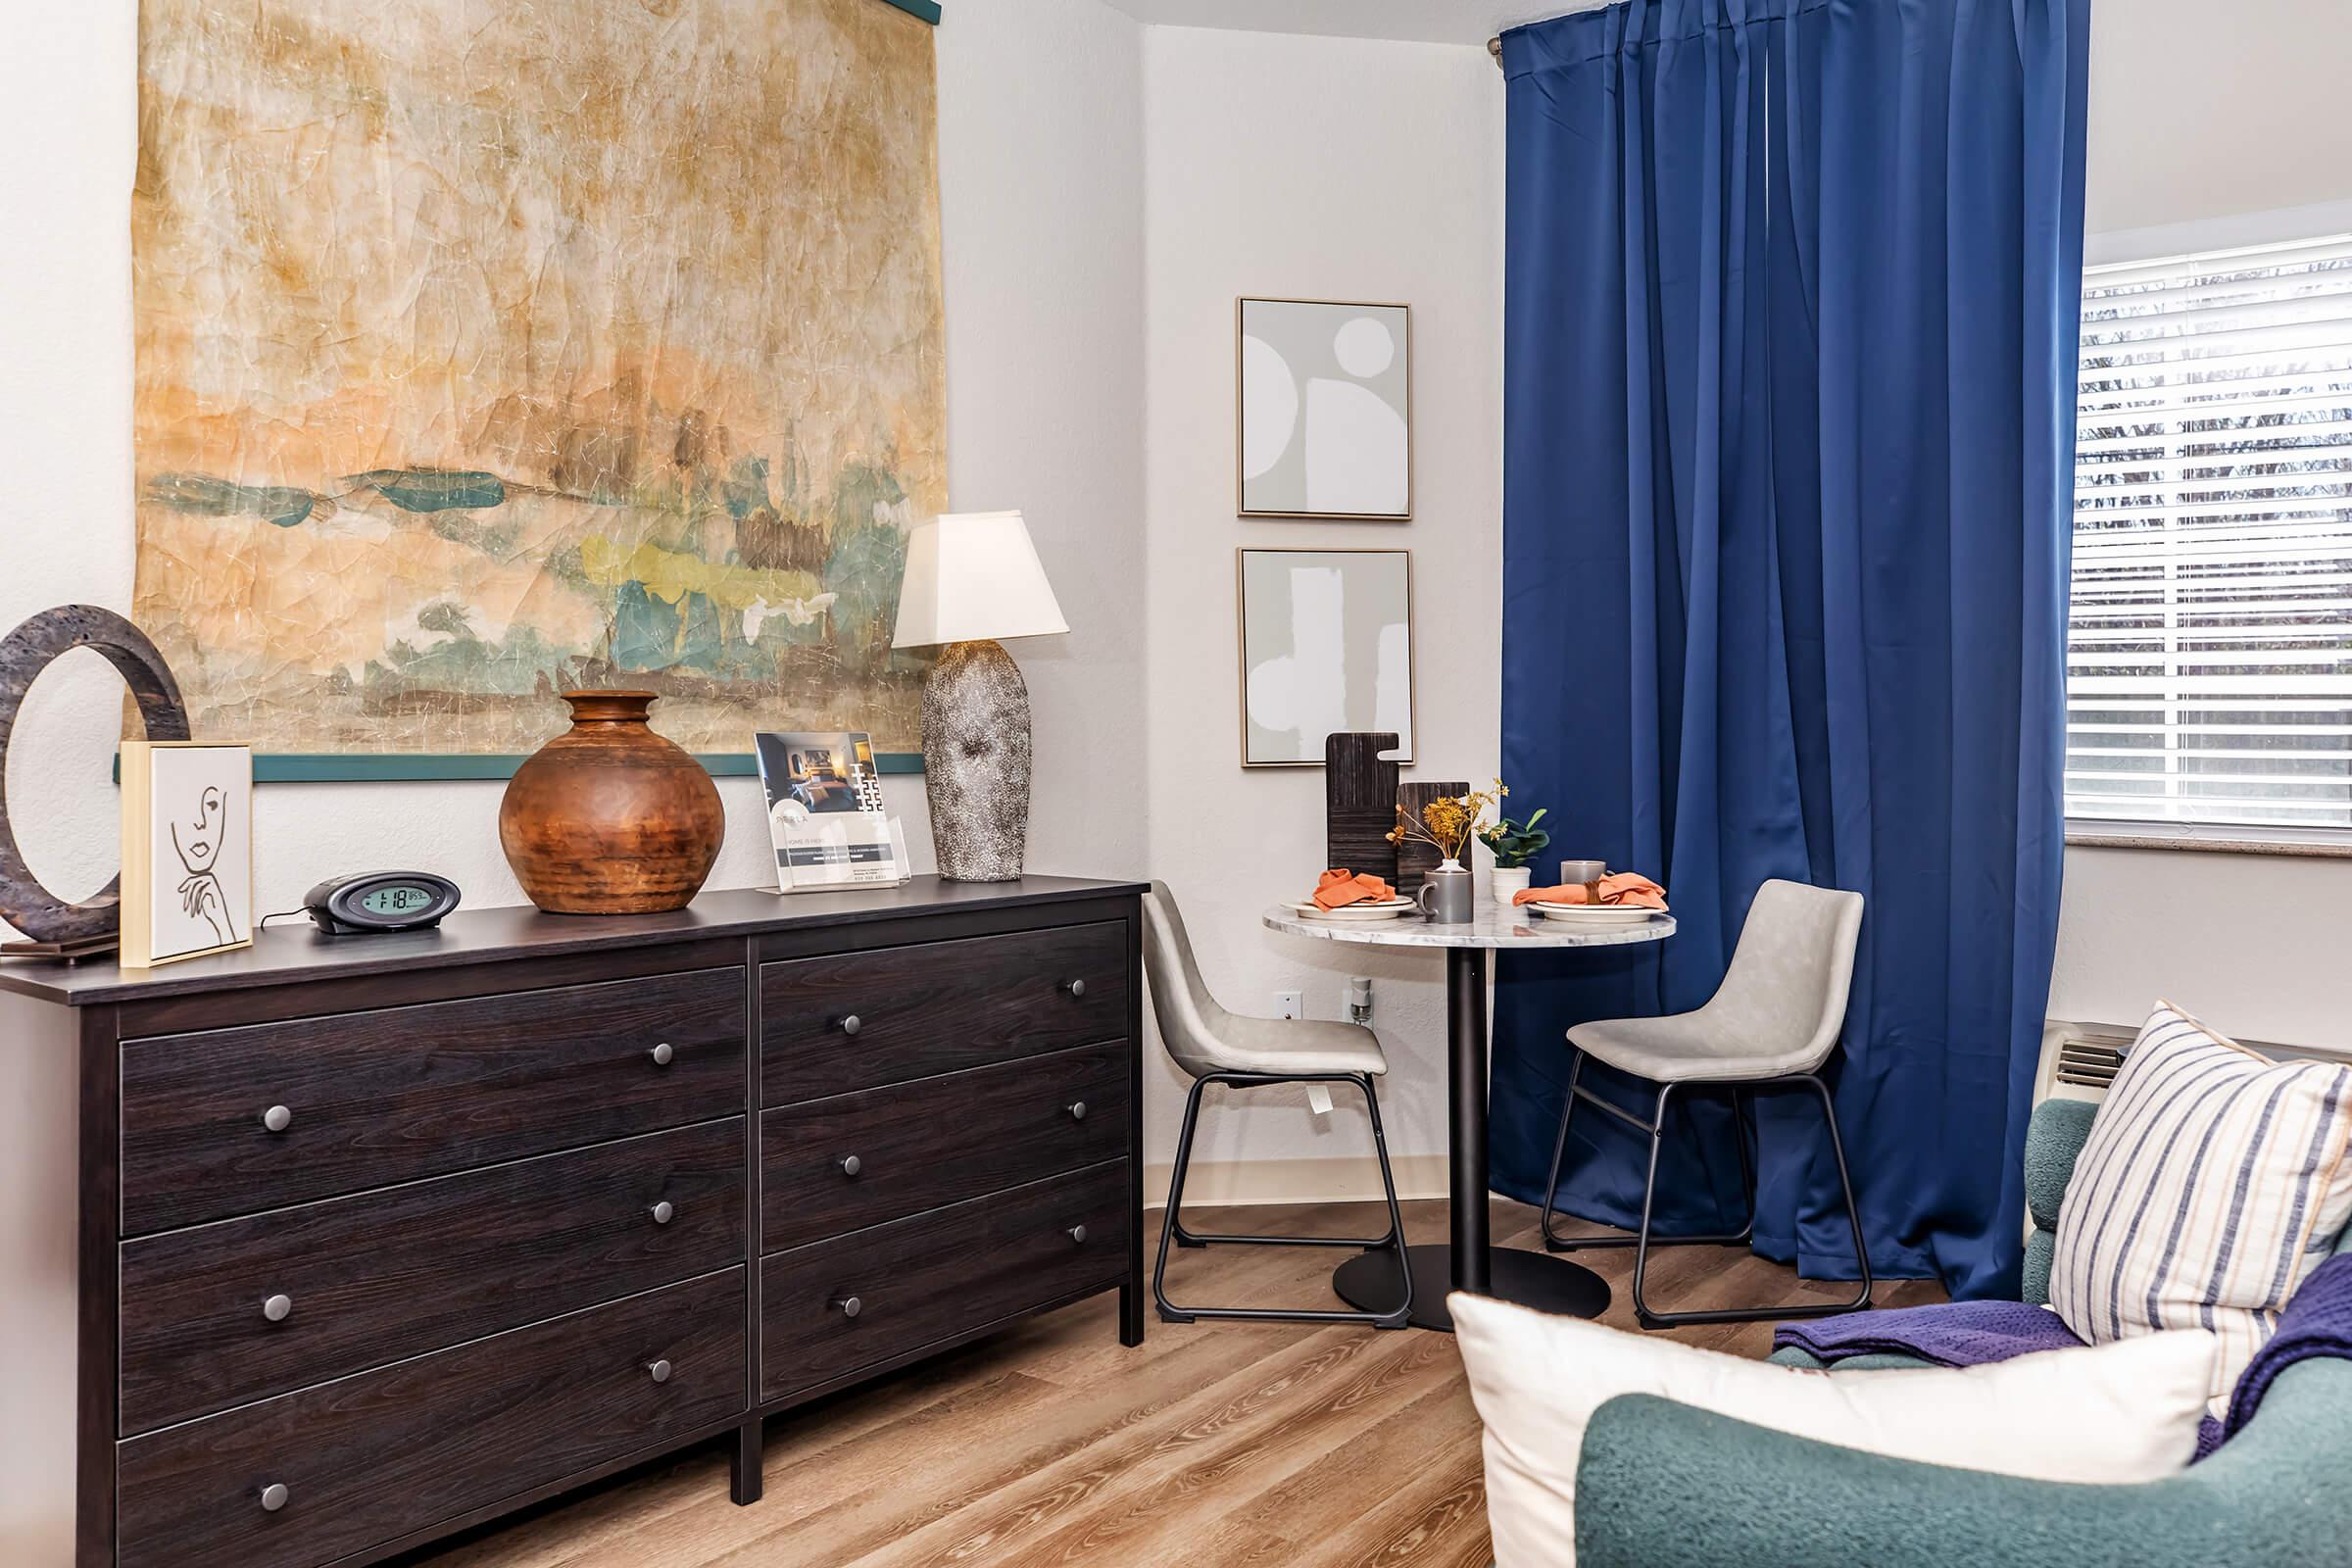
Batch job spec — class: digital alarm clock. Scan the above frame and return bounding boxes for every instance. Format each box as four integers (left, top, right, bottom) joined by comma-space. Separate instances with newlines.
302, 871, 463, 936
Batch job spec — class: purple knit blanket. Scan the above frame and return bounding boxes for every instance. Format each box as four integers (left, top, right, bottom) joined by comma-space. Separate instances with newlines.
1772, 1257, 2352, 1459
1773, 1298, 2227, 1458
1773, 1298, 2081, 1368
2224, 1252, 2352, 1440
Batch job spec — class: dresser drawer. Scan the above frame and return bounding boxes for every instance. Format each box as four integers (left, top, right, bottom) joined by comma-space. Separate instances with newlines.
763, 1043, 1128, 1251
116, 1266, 744, 1568
121, 967, 746, 1234
119, 1117, 745, 1436
761, 922, 1127, 1103
760, 1161, 1127, 1401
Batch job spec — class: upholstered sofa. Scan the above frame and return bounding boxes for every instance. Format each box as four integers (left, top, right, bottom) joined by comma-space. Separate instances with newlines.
1570, 1099, 2352, 1568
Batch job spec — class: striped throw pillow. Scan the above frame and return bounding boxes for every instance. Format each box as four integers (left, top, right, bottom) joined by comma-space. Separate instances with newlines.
2049, 1000, 2352, 1416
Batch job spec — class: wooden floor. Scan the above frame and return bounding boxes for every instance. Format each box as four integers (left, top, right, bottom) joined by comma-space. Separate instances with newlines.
408, 1197, 1940, 1568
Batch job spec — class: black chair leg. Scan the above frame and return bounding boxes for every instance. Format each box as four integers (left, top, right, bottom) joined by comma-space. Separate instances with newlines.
1805, 1072, 1875, 1313
1628, 1082, 1675, 1323
1545, 1058, 1754, 1254
1631, 1072, 1874, 1328
1728, 1087, 1757, 1246
1538, 1052, 1585, 1249
1151, 1075, 1210, 1324
1152, 1071, 1412, 1328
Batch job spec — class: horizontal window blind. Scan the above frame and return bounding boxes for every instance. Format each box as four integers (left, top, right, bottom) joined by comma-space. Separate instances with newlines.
2070, 234, 2352, 834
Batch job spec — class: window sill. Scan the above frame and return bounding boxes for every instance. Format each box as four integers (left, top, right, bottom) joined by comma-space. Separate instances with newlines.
2065, 827, 2352, 860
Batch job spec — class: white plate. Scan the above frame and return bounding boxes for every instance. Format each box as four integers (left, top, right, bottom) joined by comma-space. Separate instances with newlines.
1526, 903, 1665, 927
1290, 900, 1413, 921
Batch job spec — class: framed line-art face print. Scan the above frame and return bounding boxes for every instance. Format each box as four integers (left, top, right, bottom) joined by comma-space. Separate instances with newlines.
1237, 548, 1415, 767
1237, 298, 1412, 519
120, 740, 253, 968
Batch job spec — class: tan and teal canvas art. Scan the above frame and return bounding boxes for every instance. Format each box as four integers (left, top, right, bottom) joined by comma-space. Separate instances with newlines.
131, 0, 946, 774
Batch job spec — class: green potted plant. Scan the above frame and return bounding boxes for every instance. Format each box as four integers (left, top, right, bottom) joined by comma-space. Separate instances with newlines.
1479, 808, 1550, 906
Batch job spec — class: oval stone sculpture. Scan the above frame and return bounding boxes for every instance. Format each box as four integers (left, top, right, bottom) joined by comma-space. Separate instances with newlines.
0, 606, 190, 944
498, 691, 724, 914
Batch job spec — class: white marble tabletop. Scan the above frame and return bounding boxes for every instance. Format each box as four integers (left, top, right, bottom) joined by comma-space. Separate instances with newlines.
1262, 900, 1677, 950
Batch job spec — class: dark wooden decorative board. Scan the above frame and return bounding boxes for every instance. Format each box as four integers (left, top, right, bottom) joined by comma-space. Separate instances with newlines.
1323, 732, 1400, 881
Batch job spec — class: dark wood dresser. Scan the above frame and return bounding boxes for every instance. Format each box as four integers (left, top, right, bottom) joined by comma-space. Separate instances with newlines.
0, 876, 1145, 1568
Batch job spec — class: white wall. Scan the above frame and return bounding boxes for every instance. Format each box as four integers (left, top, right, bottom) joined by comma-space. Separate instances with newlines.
2082, 0, 2352, 237
0, 0, 1148, 948
1142, 26, 1504, 1194
2051, 0, 2352, 1049
938, 0, 1149, 882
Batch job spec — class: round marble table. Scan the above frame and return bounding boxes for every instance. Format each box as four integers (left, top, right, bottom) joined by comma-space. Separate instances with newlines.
1263, 899, 1677, 1331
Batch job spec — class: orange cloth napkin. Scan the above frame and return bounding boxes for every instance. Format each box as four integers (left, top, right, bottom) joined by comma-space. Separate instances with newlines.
1313, 868, 1398, 909
1513, 872, 1668, 909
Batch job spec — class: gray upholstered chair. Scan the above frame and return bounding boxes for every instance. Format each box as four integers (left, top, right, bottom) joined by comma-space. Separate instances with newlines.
1141, 881, 1411, 1327
1540, 878, 1872, 1327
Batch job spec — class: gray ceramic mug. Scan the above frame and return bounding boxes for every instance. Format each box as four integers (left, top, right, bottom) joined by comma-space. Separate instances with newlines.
1417, 862, 1475, 924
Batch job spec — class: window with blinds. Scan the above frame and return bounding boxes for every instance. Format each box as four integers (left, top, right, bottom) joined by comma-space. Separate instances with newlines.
2070, 235, 2352, 838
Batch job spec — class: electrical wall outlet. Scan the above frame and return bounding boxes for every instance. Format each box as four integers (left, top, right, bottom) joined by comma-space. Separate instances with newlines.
1274, 989, 1303, 1020
1348, 976, 1374, 1024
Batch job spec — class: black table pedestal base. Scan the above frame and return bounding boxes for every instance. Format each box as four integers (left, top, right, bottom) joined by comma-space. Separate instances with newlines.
1332, 1243, 1611, 1332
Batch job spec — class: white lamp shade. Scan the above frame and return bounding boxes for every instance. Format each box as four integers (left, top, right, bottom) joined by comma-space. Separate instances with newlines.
891, 510, 1070, 649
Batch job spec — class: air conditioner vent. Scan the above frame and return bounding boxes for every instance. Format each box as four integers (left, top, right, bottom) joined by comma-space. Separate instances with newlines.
2056, 1035, 2129, 1090
2037, 1021, 2138, 1105
2038, 1019, 2348, 1109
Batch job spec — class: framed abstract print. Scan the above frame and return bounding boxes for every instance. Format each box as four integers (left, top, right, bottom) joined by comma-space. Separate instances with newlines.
1237, 548, 1416, 766
1237, 298, 1412, 519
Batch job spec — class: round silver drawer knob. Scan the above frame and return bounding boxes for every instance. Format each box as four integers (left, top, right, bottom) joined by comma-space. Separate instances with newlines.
649, 1042, 675, 1067
262, 1293, 293, 1324
832, 1294, 862, 1319
259, 1482, 290, 1513
838, 1154, 862, 1178
649, 1200, 675, 1226
646, 1358, 672, 1384
839, 1013, 862, 1037
1066, 1101, 1087, 1122
1060, 978, 1087, 999
1067, 1224, 1088, 1245
262, 1104, 292, 1134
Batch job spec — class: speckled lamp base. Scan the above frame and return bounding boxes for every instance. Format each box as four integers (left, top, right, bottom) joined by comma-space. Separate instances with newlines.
921, 638, 1033, 881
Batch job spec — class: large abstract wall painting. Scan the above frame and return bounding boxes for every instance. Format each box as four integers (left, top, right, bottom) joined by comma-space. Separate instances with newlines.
131, 0, 947, 777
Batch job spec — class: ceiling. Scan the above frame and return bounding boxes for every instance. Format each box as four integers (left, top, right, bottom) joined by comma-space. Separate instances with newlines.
1094, 0, 1583, 47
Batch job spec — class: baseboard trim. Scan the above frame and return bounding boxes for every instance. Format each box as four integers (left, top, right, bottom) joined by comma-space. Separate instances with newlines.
1144, 1154, 1449, 1211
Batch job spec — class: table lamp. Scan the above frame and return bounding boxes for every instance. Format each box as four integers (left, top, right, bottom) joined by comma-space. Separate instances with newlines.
891, 511, 1068, 880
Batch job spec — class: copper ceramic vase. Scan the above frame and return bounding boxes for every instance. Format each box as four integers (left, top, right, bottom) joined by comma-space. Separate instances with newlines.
498, 691, 724, 914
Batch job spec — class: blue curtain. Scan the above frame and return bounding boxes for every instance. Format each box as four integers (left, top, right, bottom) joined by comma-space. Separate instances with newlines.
1492, 0, 2088, 1299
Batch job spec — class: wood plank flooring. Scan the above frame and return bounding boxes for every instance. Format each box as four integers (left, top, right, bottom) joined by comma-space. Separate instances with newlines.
404, 1197, 1941, 1568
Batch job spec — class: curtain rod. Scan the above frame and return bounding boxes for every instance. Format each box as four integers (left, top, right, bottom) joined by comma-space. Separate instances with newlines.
1489, 36, 1504, 64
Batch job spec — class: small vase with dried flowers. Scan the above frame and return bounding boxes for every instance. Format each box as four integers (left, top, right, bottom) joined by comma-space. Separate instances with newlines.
1389, 780, 1507, 872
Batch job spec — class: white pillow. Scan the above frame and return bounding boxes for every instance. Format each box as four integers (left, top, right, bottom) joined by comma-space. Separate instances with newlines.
1451, 1292, 2214, 1568
2048, 999, 2352, 1417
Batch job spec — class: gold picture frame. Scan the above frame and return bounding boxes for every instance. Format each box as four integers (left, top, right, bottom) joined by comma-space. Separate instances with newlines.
1237, 297, 1415, 520
120, 740, 255, 969
1236, 547, 1417, 768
